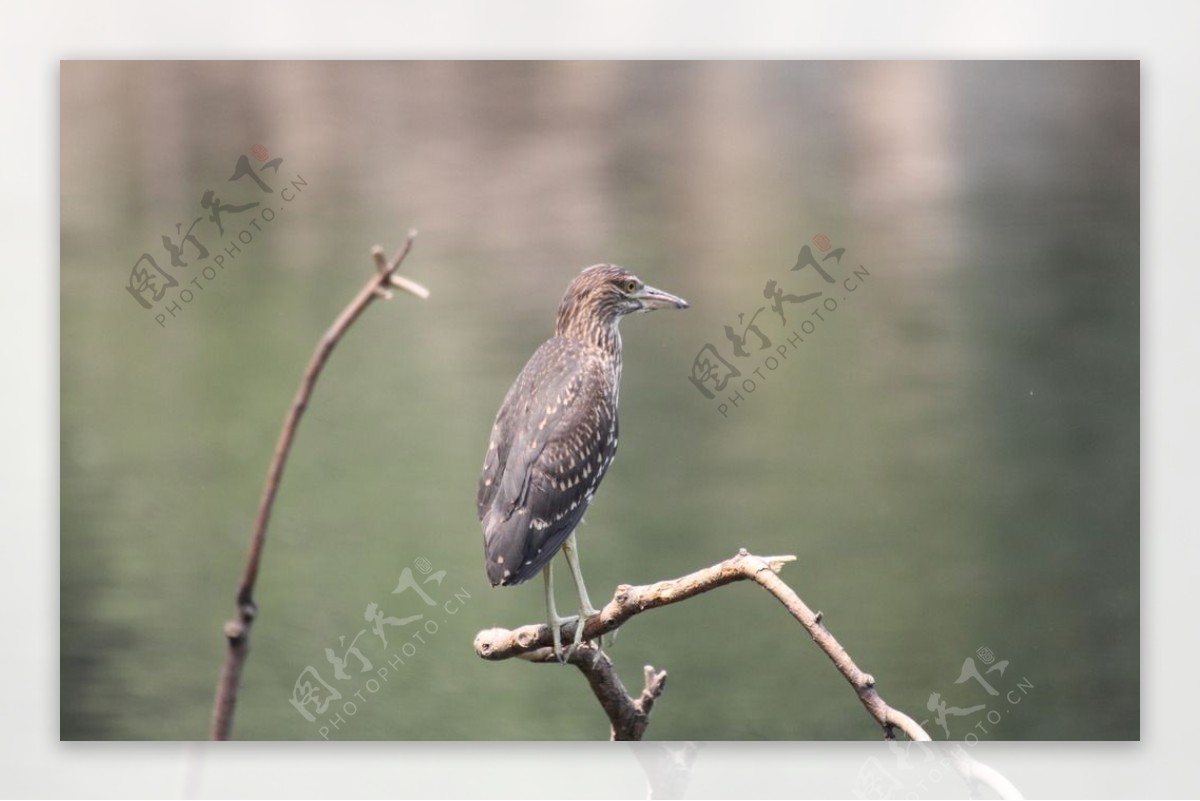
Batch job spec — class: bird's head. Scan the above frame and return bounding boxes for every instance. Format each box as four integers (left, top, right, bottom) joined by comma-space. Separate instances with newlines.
555, 264, 688, 343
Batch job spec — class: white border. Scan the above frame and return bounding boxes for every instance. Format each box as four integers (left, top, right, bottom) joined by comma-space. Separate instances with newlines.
6, 1, 1196, 797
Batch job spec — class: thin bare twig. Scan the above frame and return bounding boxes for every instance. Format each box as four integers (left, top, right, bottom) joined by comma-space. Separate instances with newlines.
474, 548, 931, 741
209, 231, 428, 740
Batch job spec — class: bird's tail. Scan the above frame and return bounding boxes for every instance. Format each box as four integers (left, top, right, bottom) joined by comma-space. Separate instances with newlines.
482, 514, 530, 587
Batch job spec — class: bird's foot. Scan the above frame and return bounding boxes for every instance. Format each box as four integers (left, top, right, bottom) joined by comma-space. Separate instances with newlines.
549, 613, 579, 663
564, 604, 604, 659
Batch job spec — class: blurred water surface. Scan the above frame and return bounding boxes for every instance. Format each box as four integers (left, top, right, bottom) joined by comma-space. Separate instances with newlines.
61, 61, 1138, 740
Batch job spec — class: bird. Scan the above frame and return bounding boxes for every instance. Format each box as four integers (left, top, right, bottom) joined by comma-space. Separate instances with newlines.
477, 264, 688, 660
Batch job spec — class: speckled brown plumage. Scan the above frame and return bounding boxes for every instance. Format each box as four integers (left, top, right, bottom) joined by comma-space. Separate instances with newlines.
477, 264, 687, 587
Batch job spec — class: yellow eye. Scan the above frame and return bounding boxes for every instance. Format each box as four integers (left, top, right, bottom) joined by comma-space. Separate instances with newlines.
625, 279, 639, 293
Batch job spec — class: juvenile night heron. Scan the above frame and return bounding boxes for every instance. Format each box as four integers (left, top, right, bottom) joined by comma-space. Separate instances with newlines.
477, 264, 688, 660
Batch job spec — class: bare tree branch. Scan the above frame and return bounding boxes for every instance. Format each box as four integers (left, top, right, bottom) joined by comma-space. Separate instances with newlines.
520, 644, 667, 740
475, 548, 932, 741
210, 232, 428, 741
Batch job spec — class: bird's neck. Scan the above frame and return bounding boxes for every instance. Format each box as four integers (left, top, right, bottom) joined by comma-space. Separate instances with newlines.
556, 315, 623, 369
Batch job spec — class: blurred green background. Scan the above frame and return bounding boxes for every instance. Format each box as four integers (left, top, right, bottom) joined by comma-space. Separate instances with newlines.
60, 61, 1138, 741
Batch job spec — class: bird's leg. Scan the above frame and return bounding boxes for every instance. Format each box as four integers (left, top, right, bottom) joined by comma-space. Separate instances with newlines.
561, 532, 614, 654
543, 562, 576, 663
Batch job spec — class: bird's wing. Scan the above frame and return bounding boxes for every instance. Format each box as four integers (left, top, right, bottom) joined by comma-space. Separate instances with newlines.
477, 337, 616, 586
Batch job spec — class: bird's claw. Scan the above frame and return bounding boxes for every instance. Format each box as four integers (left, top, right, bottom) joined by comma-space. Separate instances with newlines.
562, 605, 605, 661
550, 614, 579, 663
549, 608, 616, 664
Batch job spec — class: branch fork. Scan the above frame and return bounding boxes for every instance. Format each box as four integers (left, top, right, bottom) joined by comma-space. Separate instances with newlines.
371, 238, 430, 299
476, 548, 932, 742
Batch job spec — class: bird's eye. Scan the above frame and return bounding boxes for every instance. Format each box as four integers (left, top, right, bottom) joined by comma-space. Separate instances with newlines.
624, 279, 639, 293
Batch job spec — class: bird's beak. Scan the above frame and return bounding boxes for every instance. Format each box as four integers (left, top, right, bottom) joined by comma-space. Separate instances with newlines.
635, 283, 689, 311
